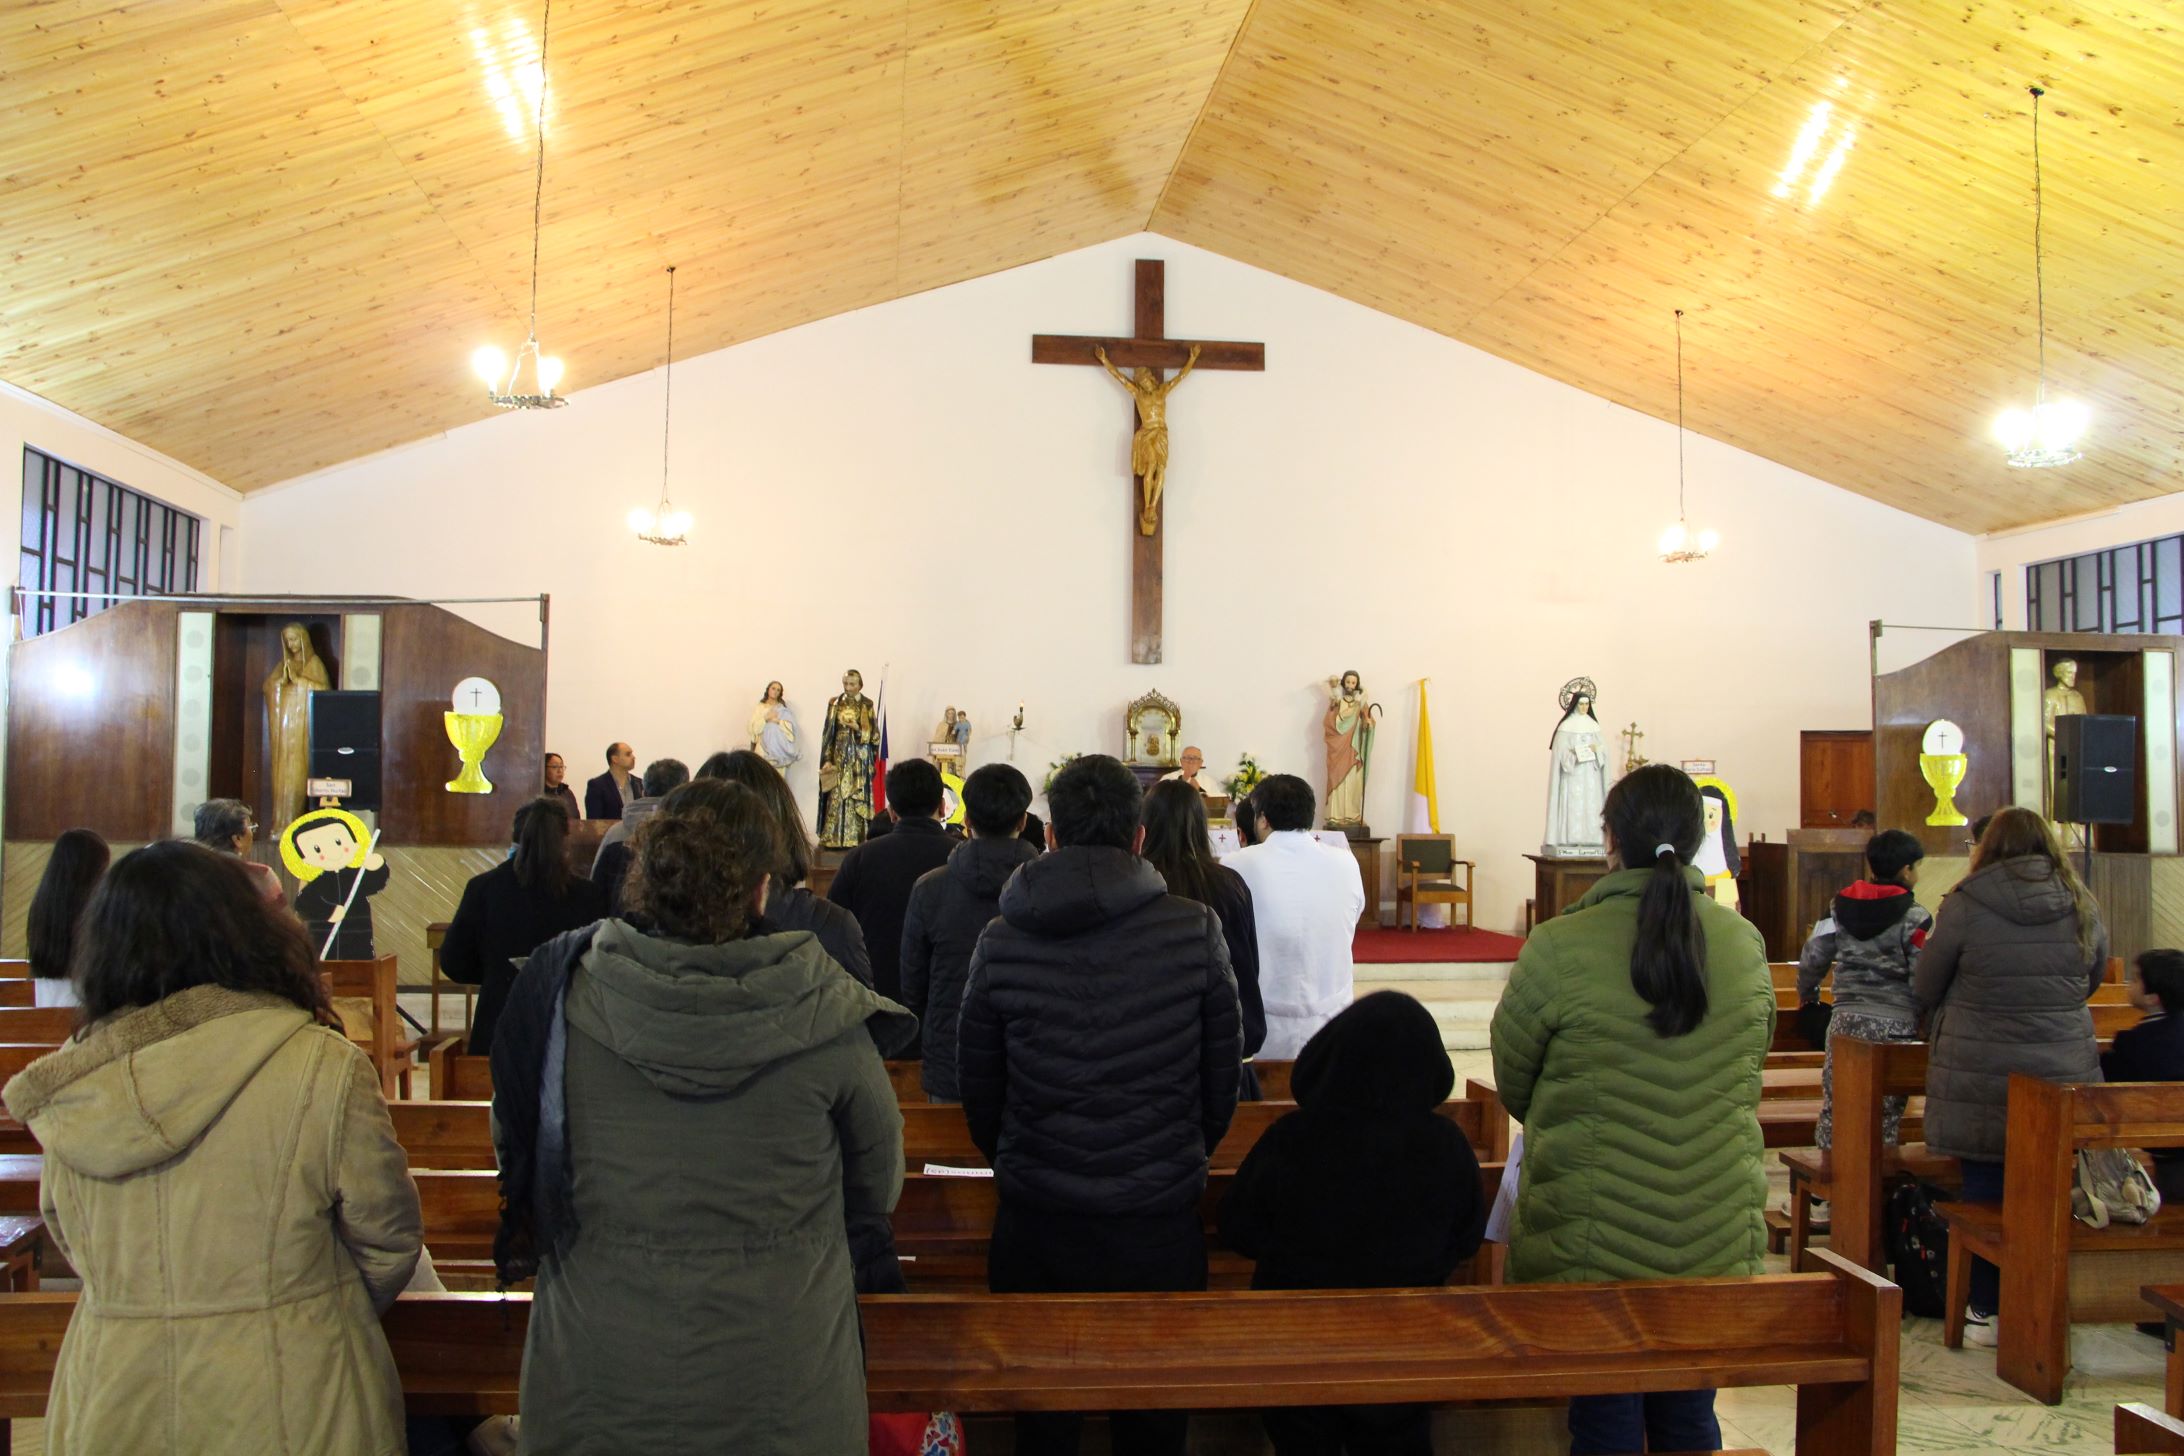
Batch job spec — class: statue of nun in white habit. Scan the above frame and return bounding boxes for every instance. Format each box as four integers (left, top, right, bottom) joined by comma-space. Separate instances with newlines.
1542, 677, 1609, 857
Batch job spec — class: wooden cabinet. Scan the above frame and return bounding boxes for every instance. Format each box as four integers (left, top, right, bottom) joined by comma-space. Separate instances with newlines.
1525, 854, 1609, 929
1799, 730, 1874, 830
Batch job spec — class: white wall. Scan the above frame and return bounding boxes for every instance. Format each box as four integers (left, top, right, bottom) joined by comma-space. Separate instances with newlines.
1979, 493, 2184, 629
242, 235, 1978, 929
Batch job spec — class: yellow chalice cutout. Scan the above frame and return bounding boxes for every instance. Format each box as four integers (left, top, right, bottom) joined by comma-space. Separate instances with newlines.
445, 675, 504, 795
1920, 718, 1968, 827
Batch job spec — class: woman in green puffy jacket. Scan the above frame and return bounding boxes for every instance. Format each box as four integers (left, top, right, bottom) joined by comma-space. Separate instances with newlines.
1491, 764, 1775, 1455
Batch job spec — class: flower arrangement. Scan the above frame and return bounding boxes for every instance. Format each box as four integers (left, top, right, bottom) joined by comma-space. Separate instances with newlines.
1042, 753, 1081, 795
1223, 752, 1266, 801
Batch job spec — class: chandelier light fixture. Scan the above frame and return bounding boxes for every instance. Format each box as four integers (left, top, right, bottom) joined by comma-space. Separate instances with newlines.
469, 0, 566, 409
1658, 309, 1719, 565
1993, 85, 2088, 468
629, 266, 692, 547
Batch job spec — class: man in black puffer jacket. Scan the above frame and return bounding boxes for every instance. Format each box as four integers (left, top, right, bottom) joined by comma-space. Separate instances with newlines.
901, 763, 1041, 1102
959, 753, 1241, 1456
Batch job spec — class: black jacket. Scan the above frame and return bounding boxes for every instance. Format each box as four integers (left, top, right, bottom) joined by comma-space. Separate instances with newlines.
1204, 865, 1268, 1060
959, 844, 1242, 1216
901, 835, 1040, 1099
826, 816, 958, 1012
441, 860, 608, 1055
763, 884, 874, 989
583, 770, 642, 821
2102, 1010, 2184, 1198
1219, 991, 1485, 1288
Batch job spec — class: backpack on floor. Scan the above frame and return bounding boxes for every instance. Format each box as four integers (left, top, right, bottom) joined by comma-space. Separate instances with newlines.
2074, 1147, 2162, 1228
1883, 1179, 1950, 1319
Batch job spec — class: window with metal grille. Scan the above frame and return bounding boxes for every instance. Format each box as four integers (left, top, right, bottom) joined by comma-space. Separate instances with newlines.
17, 447, 201, 637
2025, 534, 2184, 636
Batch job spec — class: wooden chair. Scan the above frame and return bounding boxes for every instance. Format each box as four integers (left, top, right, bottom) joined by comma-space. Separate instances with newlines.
1393, 834, 1473, 931
322, 955, 417, 1099
1939, 1074, 2184, 1403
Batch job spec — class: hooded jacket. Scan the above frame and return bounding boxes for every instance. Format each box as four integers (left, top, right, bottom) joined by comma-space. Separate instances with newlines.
901, 833, 1040, 1098
1218, 991, 1484, 1288
1, 986, 421, 1456
958, 844, 1242, 1216
514, 919, 915, 1456
1795, 880, 1932, 1019
1914, 855, 2107, 1162
1490, 866, 1775, 1284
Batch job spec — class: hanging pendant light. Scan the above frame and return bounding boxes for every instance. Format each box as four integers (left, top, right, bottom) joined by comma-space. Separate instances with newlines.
469, 0, 567, 409
1993, 85, 2087, 467
1658, 309, 1719, 564
629, 266, 692, 546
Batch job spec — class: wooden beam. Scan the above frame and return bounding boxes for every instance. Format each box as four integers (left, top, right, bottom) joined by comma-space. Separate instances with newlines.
1030, 335, 1266, 370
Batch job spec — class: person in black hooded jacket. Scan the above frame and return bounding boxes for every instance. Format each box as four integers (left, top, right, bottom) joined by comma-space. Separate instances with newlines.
959, 753, 1241, 1456
1219, 990, 1485, 1455
901, 763, 1040, 1101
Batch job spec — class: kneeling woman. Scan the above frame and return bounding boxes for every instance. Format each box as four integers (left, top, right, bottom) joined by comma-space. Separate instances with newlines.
1491, 764, 1776, 1455
491, 784, 914, 1455
3, 841, 421, 1455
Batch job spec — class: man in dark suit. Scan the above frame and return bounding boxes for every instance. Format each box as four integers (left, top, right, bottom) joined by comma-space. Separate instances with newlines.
584, 741, 644, 821
826, 759, 958, 1028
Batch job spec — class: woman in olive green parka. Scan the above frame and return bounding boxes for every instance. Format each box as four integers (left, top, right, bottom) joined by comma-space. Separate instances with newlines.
1490, 765, 1774, 1455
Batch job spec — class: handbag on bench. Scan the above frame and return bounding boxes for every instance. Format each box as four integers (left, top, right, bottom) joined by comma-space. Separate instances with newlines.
2073, 1147, 2161, 1228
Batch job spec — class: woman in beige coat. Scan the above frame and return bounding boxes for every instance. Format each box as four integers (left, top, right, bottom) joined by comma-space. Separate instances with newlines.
1, 841, 422, 1455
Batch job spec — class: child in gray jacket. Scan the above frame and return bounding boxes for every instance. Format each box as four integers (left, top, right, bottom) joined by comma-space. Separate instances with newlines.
1799, 829, 1932, 1150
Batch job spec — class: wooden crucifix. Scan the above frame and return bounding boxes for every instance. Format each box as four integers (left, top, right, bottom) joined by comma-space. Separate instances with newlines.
1034, 259, 1265, 664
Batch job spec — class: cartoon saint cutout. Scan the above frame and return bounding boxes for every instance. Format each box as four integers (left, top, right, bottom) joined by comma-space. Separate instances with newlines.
280, 807, 390, 960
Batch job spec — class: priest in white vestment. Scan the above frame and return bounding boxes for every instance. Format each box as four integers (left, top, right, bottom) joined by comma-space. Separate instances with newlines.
1224, 774, 1366, 1060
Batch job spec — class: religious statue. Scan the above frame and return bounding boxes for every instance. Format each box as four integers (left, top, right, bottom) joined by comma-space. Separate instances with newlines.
932, 707, 973, 752
817, 669, 879, 849
1322, 671, 1381, 836
1542, 678, 1609, 857
1096, 342, 1200, 536
749, 680, 801, 770
262, 622, 332, 836
1692, 777, 1742, 910
2043, 657, 2089, 824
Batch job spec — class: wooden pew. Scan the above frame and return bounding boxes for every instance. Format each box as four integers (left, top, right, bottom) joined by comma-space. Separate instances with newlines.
1939, 1074, 2184, 1403
1823, 1037, 1956, 1275
2119, 1402, 2184, 1454
324, 955, 420, 1099
0, 1009, 76, 1046
0, 962, 28, 978
2140, 1284, 2184, 1417
427, 1044, 494, 1101
886, 1057, 1302, 1105
0, 1252, 1899, 1451
0, 984, 31, 1009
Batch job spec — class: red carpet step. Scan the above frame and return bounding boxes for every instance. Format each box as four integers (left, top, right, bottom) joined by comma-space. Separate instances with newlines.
1352, 925, 1525, 964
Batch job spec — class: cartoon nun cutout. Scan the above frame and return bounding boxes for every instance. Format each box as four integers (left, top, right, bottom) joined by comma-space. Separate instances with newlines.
1689, 775, 1741, 909
279, 807, 390, 960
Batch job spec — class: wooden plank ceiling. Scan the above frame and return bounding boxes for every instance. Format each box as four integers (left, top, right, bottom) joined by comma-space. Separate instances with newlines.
3, 1, 2181, 531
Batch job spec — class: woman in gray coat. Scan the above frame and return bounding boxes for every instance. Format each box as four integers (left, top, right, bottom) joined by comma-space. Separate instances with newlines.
1914, 806, 2107, 1342
509, 786, 914, 1454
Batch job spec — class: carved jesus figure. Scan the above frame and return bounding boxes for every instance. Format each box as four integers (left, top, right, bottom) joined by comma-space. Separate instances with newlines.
1096, 342, 1200, 535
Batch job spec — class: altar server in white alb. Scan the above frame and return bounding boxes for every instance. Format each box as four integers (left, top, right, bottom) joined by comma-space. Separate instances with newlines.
1225, 774, 1365, 1059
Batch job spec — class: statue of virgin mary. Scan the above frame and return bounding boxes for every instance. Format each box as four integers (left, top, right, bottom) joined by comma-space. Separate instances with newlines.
1542, 677, 1609, 857
748, 680, 801, 769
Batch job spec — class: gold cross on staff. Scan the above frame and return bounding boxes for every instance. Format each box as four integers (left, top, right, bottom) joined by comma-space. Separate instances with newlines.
1033, 259, 1266, 664
1621, 721, 1649, 773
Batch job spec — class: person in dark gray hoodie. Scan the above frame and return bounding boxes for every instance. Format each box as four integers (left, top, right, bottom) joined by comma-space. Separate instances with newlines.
1915, 806, 2107, 1341
901, 763, 1039, 1101
1797, 828, 1931, 1150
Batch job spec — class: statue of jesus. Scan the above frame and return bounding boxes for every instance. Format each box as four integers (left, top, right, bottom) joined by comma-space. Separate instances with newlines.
1096, 342, 1200, 535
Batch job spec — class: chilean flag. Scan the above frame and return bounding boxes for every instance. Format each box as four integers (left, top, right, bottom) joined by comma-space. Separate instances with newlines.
871, 686, 891, 818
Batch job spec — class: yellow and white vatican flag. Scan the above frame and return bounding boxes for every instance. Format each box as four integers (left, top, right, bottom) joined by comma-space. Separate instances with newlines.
1409, 681, 1448, 925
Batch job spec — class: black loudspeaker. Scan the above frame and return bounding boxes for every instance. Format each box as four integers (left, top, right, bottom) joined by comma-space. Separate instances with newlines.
2053, 714, 2137, 825
309, 690, 382, 810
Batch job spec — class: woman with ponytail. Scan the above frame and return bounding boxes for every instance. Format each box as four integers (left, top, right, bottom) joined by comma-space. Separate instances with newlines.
1491, 763, 1775, 1454
1914, 805, 2107, 1346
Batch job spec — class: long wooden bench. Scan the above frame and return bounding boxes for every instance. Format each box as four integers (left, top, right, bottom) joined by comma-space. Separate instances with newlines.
0, 1251, 1900, 1451
1939, 1074, 2184, 1403
0, 1009, 76, 1046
